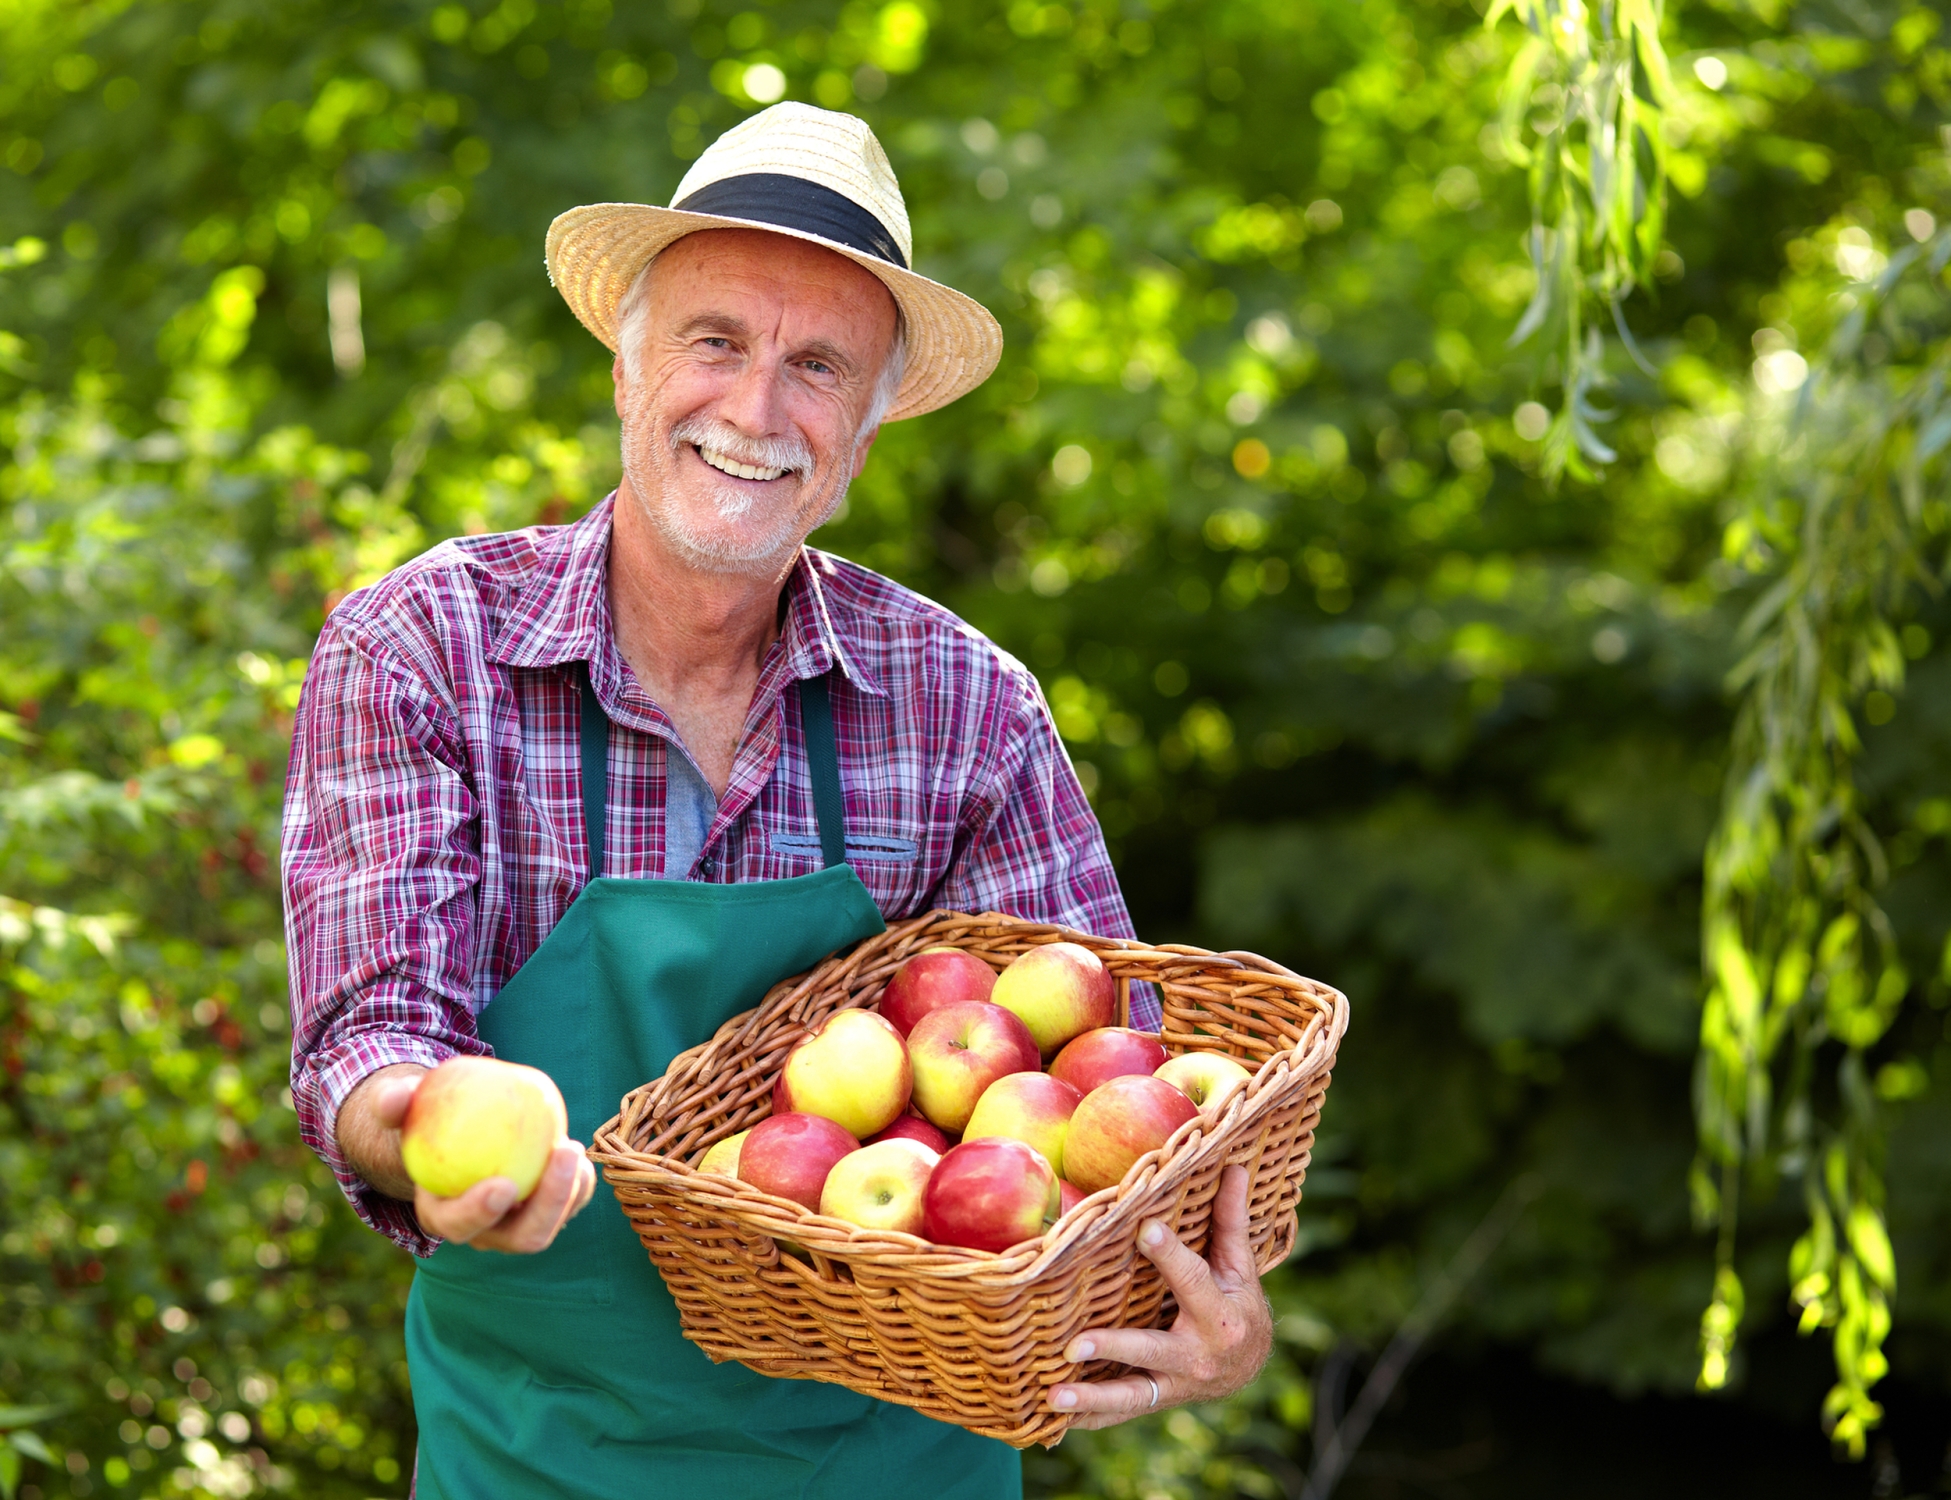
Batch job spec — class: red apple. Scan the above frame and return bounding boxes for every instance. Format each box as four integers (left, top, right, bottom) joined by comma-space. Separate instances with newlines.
878, 947, 998, 1037
1048, 1027, 1168, 1097
698, 1129, 748, 1177
869, 1111, 951, 1154
401, 1056, 568, 1200
819, 1137, 939, 1234
905, 1001, 1041, 1135
1154, 1052, 1254, 1114
1058, 1180, 1087, 1216
1063, 1075, 1200, 1195
736, 1112, 859, 1211
922, 1138, 1060, 1253
962, 1072, 1082, 1178
772, 1007, 912, 1139
990, 942, 1116, 1056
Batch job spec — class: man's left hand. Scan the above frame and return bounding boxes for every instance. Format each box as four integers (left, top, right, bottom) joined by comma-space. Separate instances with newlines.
1047, 1163, 1273, 1428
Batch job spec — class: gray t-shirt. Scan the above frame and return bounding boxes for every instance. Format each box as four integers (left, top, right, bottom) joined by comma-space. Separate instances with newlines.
662, 743, 718, 881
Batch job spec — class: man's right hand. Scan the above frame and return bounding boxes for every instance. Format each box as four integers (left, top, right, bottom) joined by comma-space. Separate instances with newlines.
337, 1062, 598, 1253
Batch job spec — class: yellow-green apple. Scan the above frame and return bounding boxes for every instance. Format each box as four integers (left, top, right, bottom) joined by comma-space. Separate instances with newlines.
878, 947, 998, 1037
1058, 1180, 1086, 1216
906, 1001, 1041, 1134
698, 1129, 748, 1177
921, 1139, 1060, 1252
1063, 1075, 1200, 1194
818, 1137, 940, 1234
771, 1007, 912, 1139
962, 1072, 1083, 1178
400, 1056, 568, 1200
736, 1112, 859, 1211
868, 1111, 951, 1154
1048, 1027, 1167, 1097
990, 942, 1115, 1056
1154, 1052, 1254, 1114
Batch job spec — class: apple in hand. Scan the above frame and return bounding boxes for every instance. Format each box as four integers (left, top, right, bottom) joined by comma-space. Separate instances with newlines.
962, 1072, 1082, 1179
1155, 1052, 1254, 1114
1048, 1027, 1168, 1097
878, 947, 997, 1037
1063, 1075, 1200, 1195
869, 1111, 951, 1154
401, 1056, 568, 1200
906, 1001, 1041, 1134
819, 1137, 940, 1235
698, 1129, 748, 1177
736, 1112, 859, 1211
990, 942, 1115, 1056
772, 1007, 912, 1139
922, 1138, 1060, 1253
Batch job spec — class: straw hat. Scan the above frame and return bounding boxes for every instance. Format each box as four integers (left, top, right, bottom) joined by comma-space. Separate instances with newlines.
545, 103, 1003, 422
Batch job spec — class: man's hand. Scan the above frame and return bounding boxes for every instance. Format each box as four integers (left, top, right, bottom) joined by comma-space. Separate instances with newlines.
1047, 1164, 1273, 1427
337, 1062, 598, 1253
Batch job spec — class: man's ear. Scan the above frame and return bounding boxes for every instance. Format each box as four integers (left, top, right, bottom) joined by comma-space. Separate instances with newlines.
851, 425, 883, 477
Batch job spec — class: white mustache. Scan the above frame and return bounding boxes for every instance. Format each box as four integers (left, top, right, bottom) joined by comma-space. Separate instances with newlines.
668, 416, 813, 478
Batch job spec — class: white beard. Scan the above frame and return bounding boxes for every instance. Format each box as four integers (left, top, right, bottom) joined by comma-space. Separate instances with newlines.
620, 413, 850, 577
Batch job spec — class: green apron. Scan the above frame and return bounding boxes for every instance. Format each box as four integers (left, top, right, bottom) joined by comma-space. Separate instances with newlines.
405, 666, 1022, 1500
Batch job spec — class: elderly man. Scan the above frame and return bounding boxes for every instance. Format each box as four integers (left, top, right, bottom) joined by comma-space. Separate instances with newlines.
283, 104, 1270, 1498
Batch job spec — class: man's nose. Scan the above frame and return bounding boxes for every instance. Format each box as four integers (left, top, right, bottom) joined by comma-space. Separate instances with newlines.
713, 351, 790, 439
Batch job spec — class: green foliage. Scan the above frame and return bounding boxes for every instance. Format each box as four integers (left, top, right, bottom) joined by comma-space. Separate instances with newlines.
1, 0, 1948, 1494
1693, 207, 1951, 1454
1488, 0, 1674, 477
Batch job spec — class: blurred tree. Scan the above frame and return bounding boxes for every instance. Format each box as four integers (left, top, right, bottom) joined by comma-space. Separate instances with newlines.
3, 0, 1950, 1496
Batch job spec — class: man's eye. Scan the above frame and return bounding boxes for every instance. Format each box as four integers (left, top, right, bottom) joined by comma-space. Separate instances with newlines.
802, 360, 833, 375
700, 337, 731, 349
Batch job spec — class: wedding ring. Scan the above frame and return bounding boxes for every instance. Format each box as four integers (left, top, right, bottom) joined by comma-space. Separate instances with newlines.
1145, 1376, 1159, 1409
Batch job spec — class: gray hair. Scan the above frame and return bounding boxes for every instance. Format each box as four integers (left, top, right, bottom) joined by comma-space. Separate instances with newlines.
614, 251, 907, 439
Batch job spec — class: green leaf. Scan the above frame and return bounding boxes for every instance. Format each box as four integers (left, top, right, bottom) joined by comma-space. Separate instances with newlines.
5, 1433, 50, 1465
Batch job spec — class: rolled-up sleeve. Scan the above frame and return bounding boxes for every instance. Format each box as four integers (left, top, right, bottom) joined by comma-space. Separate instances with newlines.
282, 620, 488, 1255
937, 670, 1160, 1031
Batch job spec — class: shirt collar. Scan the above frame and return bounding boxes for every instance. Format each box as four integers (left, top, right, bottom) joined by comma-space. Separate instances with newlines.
486, 494, 886, 698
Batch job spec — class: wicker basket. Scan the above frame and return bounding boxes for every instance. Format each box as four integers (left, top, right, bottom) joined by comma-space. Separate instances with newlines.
589, 910, 1348, 1448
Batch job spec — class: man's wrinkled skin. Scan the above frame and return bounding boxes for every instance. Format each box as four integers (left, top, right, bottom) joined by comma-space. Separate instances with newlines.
333, 225, 1274, 1425
1047, 1165, 1274, 1425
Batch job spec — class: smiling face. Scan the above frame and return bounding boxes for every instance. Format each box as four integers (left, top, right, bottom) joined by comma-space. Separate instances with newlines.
612, 228, 901, 577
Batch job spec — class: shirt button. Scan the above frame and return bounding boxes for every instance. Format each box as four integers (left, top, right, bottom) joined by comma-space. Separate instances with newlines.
698, 855, 713, 876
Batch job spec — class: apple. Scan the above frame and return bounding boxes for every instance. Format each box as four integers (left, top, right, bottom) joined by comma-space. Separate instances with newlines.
868, 1111, 951, 1154
921, 1138, 1060, 1253
962, 1072, 1082, 1179
878, 947, 998, 1037
401, 1056, 568, 1200
772, 1007, 912, 1139
1063, 1075, 1201, 1195
906, 1001, 1041, 1134
698, 1129, 748, 1177
1155, 1052, 1254, 1114
1048, 1027, 1168, 1097
1058, 1180, 1087, 1216
736, 1112, 859, 1211
818, 1137, 940, 1234
990, 942, 1116, 1056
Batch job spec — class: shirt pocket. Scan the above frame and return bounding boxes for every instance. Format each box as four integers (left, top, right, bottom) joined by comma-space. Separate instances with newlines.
766, 831, 921, 866
764, 828, 926, 915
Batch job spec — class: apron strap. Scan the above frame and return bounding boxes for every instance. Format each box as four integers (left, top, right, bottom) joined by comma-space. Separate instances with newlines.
795, 673, 848, 869
579, 663, 608, 881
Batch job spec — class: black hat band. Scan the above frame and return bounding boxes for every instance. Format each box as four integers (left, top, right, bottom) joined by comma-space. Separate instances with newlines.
672, 173, 908, 271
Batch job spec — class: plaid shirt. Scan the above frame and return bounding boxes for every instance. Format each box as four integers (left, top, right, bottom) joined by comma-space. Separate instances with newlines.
282, 496, 1146, 1253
